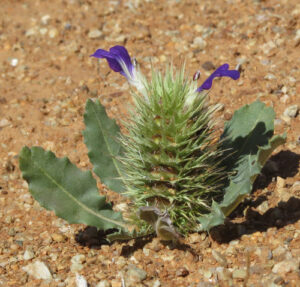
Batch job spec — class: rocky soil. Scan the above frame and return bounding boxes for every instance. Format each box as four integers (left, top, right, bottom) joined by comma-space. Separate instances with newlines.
0, 0, 299, 286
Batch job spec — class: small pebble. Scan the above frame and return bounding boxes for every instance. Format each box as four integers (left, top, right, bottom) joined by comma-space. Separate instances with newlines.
126, 264, 147, 283
272, 246, 287, 260
291, 181, 300, 192
25, 27, 37, 37
64, 23, 72, 30
202, 61, 215, 71
272, 259, 299, 274
71, 254, 85, 272
203, 270, 212, 279
189, 233, 202, 244
41, 15, 51, 25
264, 73, 276, 80
0, 118, 10, 128
39, 27, 48, 35
88, 29, 103, 39
193, 37, 207, 50
280, 115, 291, 125
48, 28, 58, 38
10, 244, 19, 251
76, 273, 88, 287
152, 279, 161, 287
23, 260, 52, 280
224, 112, 232, 120
176, 266, 189, 277
225, 245, 237, 256
51, 233, 66, 242
23, 249, 35, 260
232, 269, 247, 279
10, 58, 18, 67
115, 256, 126, 268
257, 201, 269, 213
276, 177, 286, 189
283, 105, 298, 118
142, 247, 150, 256
40, 231, 52, 244
229, 240, 239, 246
279, 94, 289, 104
71, 254, 86, 264
96, 280, 111, 287
212, 250, 227, 267
159, 55, 167, 62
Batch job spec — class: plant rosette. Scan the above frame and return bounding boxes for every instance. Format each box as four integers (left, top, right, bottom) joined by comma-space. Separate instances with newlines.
19, 46, 286, 243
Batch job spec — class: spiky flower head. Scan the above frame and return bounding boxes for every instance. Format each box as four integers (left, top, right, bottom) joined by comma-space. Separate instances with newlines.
91, 46, 239, 236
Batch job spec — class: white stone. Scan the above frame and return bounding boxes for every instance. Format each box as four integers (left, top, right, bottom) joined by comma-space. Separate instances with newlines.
41, 15, 51, 25
283, 105, 298, 118
76, 273, 88, 287
10, 58, 18, 67
22, 260, 52, 280
280, 94, 289, 104
193, 37, 207, 50
232, 269, 247, 279
23, 249, 35, 260
264, 73, 276, 80
70, 254, 85, 273
0, 118, 10, 128
88, 29, 103, 39
126, 264, 147, 283
48, 28, 58, 38
71, 254, 85, 264
152, 279, 161, 287
25, 27, 37, 37
39, 28, 48, 35
272, 259, 299, 274
96, 280, 111, 287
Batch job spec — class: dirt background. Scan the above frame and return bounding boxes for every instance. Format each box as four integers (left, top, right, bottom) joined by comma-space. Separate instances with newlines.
0, 0, 300, 286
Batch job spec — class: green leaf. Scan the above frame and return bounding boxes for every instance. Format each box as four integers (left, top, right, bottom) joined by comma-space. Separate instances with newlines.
198, 101, 286, 231
19, 146, 127, 231
83, 99, 125, 193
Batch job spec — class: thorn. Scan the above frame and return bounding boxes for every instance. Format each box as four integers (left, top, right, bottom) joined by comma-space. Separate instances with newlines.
193, 70, 201, 81
235, 63, 242, 73
132, 57, 138, 67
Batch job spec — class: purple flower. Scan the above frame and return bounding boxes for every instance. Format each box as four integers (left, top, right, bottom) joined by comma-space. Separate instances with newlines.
197, 64, 240, 92
91, 45, 147, 97
90, 45, 134, 80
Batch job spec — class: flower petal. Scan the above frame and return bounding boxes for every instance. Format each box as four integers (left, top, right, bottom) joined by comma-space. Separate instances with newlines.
109, 46, 133, 76
197, 63, 240, 92
90, 45, 134, 78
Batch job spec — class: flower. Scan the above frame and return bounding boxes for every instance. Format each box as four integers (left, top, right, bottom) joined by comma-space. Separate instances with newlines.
91, 45, 134, 79
197, 64, 240, 92
91, 45, 146, 97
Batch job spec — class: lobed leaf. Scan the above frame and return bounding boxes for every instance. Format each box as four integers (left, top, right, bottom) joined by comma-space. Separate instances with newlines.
198, 101, 286, 231
83, 99, 125, 193
19, 146, 127, 231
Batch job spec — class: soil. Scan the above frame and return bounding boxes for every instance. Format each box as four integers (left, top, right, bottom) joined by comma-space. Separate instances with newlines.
0, 0, 300, 286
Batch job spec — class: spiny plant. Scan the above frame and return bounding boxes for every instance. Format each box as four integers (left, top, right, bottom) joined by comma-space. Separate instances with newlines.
19, 46, 286, 242
120, 66, 234, 236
